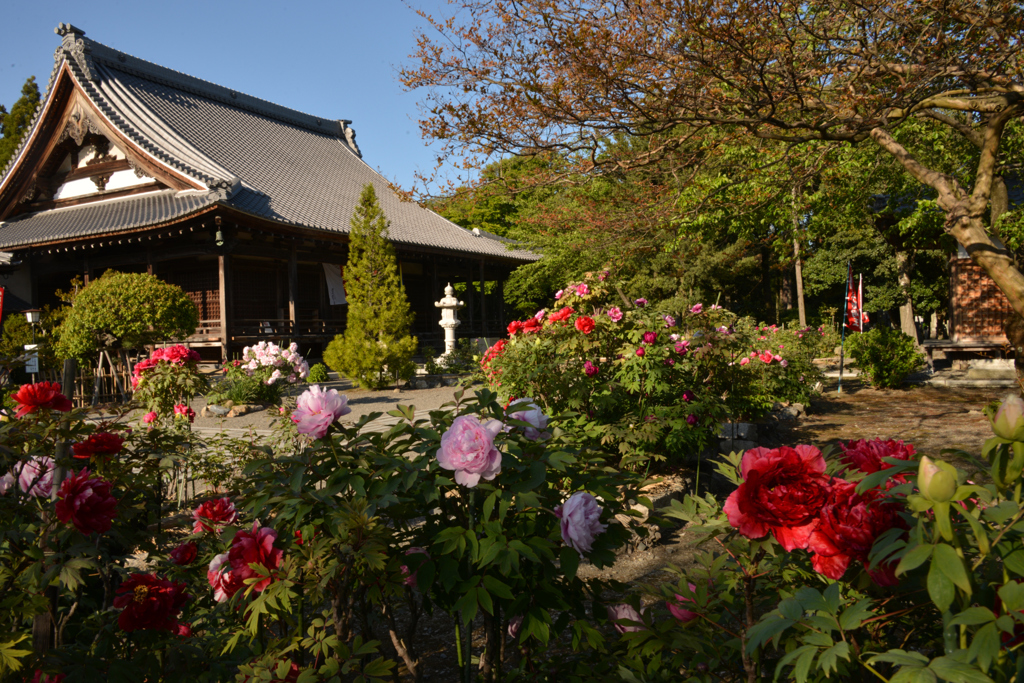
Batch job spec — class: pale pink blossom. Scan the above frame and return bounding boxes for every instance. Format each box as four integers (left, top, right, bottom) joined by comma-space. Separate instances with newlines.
607, 307, 623, 322
437, 415, 504, 487
291, 386, 351, 439
739, 358, 750, 366
607, 604, 645, 633
555, 491, 607, 556
15, 456, 54, 498
576, 284, 589, 296
667, 584, 701, 623
690, 303, 703, 314
143, 411, 158, 424
504, 399, 550, 441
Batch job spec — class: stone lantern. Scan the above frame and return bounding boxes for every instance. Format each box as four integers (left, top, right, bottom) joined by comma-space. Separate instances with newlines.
434, 283, 465, 357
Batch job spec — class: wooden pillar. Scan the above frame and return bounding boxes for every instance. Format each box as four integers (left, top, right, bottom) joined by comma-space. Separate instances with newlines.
146, 250, 154, 276
497, 276, 505, 330
479, 260, 487, 339
218, 253, 232, 360
465, 269, 475, 335
288, 246, 298, 335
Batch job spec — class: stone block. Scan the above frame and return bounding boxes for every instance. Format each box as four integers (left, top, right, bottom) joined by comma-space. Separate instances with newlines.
718, 422, 757, 440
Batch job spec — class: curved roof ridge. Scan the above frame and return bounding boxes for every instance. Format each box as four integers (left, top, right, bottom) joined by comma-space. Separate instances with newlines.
92, 63, 240, 188
80, 35, 350, 139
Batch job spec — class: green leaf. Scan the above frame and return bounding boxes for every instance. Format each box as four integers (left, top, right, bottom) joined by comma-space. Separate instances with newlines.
779, 598, 803, 621
948, 607, 996, 627
794, 587, 829, 613
967, 622, 1000, 672
890, 668, 937, 683
482, 491, 498, 522
934, 544, 972, 596
477, 586, 494, 615
999, 581, 1024, 612
896, 543, 934, 575
934, 502, 954, 542
998, 542, 1024, 577
559, 545, 580, 580
483, 575, 514, 600
955, 507, 991, 555
928, 561, 955, 613
928, 656, 995, 682
868, 650, 931, 667
818, 641, 850, 677
745, 615, 795, 653
983, 500, 1019, 524
823, 583, 841, 614
838, 599, 875, 630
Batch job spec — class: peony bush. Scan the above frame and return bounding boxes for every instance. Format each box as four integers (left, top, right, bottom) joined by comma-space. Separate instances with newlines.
482, 270, 823, 467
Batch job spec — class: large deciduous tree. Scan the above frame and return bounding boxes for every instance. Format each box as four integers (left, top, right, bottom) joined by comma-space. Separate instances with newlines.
402, 0, 1024, 317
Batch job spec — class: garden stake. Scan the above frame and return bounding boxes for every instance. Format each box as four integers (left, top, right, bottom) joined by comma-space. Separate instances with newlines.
838, 261, 852, 395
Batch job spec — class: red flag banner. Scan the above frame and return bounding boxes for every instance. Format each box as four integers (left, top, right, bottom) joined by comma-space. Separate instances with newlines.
845, 271, 868, 332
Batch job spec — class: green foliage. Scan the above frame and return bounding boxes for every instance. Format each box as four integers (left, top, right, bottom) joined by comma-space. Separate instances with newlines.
305, 362, 329, 383
324, 184, 417, 389
846, 327, 924, 389
423, 338, 476, 375
0, 76, 40, 170
54, 271, 199, 360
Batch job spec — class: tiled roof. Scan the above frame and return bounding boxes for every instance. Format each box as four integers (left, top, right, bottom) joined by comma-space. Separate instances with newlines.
0, 190, 222, 247
0, 26, 536, 262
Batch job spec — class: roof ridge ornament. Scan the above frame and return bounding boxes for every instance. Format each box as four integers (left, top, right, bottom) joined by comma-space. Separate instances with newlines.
55, 23, 98, 82
340, 121, 361, 158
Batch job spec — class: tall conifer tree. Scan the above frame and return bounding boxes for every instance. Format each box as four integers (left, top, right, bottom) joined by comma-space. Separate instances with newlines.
0, 77, 41, 170
324, 184, 417, 389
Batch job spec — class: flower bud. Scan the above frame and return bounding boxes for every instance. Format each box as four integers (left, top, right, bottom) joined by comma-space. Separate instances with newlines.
992, 394, 1024, 441
918, 456, 957, 503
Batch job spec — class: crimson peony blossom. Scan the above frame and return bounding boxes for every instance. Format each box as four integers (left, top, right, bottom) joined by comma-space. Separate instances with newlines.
152, 345, 201, 365
143, 411, 158, 425
555, 491, 607, 556
113, 573, 188, 632
31, 671, 66, 683
584, 360, 599, 377
723, 446, 831, 551
176, 623, 193, 637
635, 347, 645, 357
55, 468, 118, 534
642, 331, 657, 344
208, 552, 243, 602
11, 382, 73, 419
575, 316, 596, 334
290, 385, 351, 439
840, 438, 916, 486
507, 320, 524, 336
193, 497, 238, 533
229, 521, 284, 593
437, 414, 504, 487
521, 317, 542, 334
808, 479, 904, 582
72, 432, 125, 460
170, 541, 198, 566
173, 404, 196, 423
547, 307, 574, 323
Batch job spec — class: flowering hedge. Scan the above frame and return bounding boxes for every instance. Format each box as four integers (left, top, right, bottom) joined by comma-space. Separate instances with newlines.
482, 271, 824, 466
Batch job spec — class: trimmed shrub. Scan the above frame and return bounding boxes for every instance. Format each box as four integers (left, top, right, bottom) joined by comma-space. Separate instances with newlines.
846, 326, 923, 388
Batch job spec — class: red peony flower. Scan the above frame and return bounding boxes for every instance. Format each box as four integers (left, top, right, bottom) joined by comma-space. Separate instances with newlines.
840, 438, 916, 486
521, 317, 542, 334
507, 320, 525, 336
208, 552, 244, 602
192, 497, 238, 533
113, 572, 188, 632
170, 541, 198, 566
723, 446, 831, 551
808, 480, 904, 582
11, 382, 73, 419
229, 521, 284, 593
55, 468, 118, 534
72, 432, 126, 460
547, 307, 574, 323
31, 671, 66, 683
176, 622, 193, 637
575, 316, 596, 334
153, 345, 201, 365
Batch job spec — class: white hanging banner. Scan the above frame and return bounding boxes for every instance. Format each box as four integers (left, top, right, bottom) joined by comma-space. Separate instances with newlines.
322, 263, 347, 305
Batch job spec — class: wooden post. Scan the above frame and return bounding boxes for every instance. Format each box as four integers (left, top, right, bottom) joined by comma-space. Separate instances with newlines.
219, 254, 231, 360
288, 245, 298, 336
479, 260, 487, 339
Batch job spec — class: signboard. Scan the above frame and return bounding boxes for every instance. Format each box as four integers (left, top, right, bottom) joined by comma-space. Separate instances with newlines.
23, 344, 39, 374
322, 263, 347, 305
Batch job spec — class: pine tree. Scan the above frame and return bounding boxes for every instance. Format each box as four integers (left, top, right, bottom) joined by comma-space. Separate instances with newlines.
324, 184, 417, 389
0, 77, 41, 170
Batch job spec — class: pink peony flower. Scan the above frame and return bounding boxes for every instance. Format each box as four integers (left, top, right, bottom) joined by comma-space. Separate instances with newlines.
576, 284, 589, 296
505, 399, 550, 441
508, 615, 523, 639
690, 303, 703, 314
674, 341, 689, 355
635, 347, 645, 357
667, 584, 700, 623
143, 411, 158, 425
634, 298, 647, 307
642, 331, 657, 344
208, 553, 242, 602
664, 315, 676, 327
555, 289, 563, 300
15, 456, 54, 498
607, 307, 623, 322
55, 468, 118, 533
173, 404, 196, 423
0, 473, 14, 495
437, 415, 504, 487
607, 604, 645, 633
584, 360, 600, 377
555, 491, 607, 556
739, 357, 750, 366
229, 521, 284, 593
401, 547, 430, 587
291, 386, 351, 439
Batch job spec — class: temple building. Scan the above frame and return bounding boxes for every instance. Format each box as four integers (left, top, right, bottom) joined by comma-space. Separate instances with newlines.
0, 24, 533, 359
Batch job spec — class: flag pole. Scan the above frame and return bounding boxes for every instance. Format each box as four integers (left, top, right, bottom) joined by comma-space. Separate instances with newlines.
838, 262, 852, 395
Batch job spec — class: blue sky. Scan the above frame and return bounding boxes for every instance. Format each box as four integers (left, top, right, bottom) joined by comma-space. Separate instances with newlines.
0, 0, 454, 194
